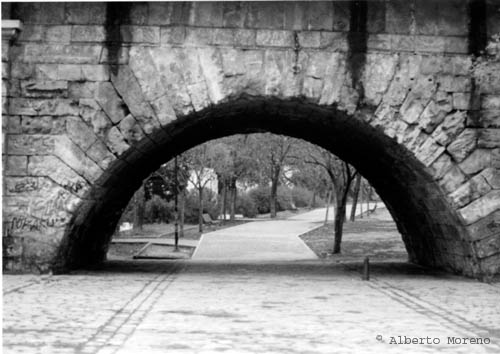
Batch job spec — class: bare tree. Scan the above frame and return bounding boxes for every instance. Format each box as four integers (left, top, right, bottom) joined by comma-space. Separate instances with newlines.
350, 174, 362, 222
185, 145, 215, 233
301, 145, 358, 253
132, 182, 146, 231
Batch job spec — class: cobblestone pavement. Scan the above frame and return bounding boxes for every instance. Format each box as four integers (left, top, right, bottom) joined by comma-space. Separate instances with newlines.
3, 259, 500, 354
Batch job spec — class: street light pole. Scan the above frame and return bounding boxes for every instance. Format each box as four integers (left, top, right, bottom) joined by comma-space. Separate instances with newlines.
174, 156, 179, 251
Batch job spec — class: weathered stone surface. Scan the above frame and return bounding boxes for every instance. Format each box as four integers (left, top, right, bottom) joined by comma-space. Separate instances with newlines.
118, 115, 145, 144
81, 65, 110, 81
449, 174, 492, 208
318, 53, 346, 105
86, 139, 116, 170
150, 47, 196, 115
466, 210, 500, 241
460, 149, 491, 175
78, 99, 112, 137
45, 26, 71, 43
95, 83, 127, 124
5, 156, 28, 175
419, 99, 453, 133
400, 93, 426, 124
20, 116, 64, 134
68, 82, 98, 99
256, 30, 294, 47
8, 134, 55, 155
432, 111, 466, 146
71, 25, 106, 42
7, 116, 22, 133
482, 95, 500, 110
430, 153, 453, 179
21, 80, 68, 98
160, 26, 186, 45
27, 155, 89, 198
49, 64, 79, 81
320, 32, 348, 51
474, 110, 500, 128
415, 137, 445, 166
24, 44, 102, 64
53, 136, 103, 182
105, 126, 130, 156
452, 92, 470, 110
148, 2, 173, 25
447, 129, 477, 162
184, 27, 213, 46
481, 168, 500, 189
120, 26, 160, 44
439, 165, 467, 192
99, 47, 130, 65
475, 234, 500, 259
190, 2, 223, 27
478, 128, 500, 148
129, 47, 165, 100
363, 53, 398, 105
197, 47, 225, 104
459, 190, 500, 225
9, 98, 79, 116
66, 116, 98, 151
11, 62, 35, 80
438, 75, 471, 93
110, 65, 160, 132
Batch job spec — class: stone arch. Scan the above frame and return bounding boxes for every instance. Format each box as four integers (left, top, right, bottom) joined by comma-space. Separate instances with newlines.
54, 96, 476, 276
3, 1, 499, 277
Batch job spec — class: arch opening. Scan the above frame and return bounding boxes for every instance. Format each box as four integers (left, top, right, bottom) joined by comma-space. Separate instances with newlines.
54, 97, 476, 275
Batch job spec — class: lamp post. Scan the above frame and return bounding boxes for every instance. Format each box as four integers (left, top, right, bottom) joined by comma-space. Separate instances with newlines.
174, 156, 179, 251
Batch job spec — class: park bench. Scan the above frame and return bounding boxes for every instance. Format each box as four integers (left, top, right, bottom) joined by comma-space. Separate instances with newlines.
202, 213, 220, 225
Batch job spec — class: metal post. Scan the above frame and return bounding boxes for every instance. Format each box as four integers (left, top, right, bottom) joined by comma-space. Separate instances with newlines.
174, 156, 179, 251
362, 256, 370, 281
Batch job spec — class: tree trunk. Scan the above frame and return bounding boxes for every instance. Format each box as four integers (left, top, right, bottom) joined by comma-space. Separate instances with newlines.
270, 169, 280, 218
324, 189, 332, 225
359, 184, 364, 219
221, 180, 227, 221
198, 187, 204, 233
350, 174, 362, 222
333, 187, 349, 254
230, 178, 237, 221
133, 183, 145, 231
179, 189, 185, 237
270, 184, 278, 219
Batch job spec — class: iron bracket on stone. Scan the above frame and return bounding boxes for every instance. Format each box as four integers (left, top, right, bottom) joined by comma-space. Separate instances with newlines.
2, 19, 23, 43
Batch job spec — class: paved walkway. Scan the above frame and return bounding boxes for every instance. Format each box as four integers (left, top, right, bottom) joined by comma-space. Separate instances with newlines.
3, 205, 499, 354
192, 209, 323, 261
192, 204, 381, 261
3, 261, 500, 354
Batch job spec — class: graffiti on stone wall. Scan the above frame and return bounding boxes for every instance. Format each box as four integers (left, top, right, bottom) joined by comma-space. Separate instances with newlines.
7, 178, 40, 193
6, 215, 68, 233
62, 180, 85, 194
5, 178, 74, 235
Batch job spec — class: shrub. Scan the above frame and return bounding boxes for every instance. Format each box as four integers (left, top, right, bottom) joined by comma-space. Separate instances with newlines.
184, 188, 219, 223
248, 185, 271, 214
290, 186, 311, 208
247, 185, 297, 214
145, 195, 173, 223
276, 186, 294, 211
235, 193, 258, 218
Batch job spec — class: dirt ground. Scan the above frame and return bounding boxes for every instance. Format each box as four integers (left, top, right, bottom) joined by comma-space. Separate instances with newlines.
300, 207, 409, 262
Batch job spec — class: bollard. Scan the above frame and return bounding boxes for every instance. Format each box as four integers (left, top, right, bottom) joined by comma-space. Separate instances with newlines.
362, 256, 370, 281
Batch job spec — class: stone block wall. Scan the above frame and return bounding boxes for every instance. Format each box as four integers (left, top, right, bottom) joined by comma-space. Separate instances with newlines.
2, 1, 499, 277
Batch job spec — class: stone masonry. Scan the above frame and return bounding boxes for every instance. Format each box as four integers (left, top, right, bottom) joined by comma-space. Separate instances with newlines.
1, 1, 500, 277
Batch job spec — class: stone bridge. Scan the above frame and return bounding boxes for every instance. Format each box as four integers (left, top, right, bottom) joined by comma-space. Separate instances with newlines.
2, 1, 499, 277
